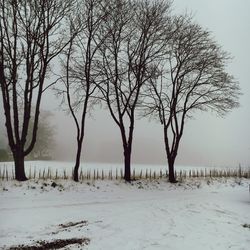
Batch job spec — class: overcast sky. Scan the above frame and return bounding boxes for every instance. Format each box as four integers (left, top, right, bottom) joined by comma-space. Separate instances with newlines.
1, 0, 250, 167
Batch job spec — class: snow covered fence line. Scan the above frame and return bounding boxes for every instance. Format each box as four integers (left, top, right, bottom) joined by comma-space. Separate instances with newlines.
0, 164, 250, 181
177, 166, 250, 180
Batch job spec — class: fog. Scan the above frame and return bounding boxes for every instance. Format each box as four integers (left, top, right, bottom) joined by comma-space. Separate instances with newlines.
1, 0, 250, 167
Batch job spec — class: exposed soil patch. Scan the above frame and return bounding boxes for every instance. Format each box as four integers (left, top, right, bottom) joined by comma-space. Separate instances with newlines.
59, 220, 88, 229
49, 220, 88, 236
242, 223, 250, 229
8, 237, 90, 250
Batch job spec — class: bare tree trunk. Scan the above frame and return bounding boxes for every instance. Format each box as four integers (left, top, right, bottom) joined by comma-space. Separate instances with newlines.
73, 141, 82, 182
124, 146, 131, 182
163, 126, 178, 183
167, 157, 177, 183
13, 147, 27, 181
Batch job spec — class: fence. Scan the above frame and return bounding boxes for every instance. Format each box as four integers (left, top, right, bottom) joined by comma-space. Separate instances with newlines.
0, 165, 249, 181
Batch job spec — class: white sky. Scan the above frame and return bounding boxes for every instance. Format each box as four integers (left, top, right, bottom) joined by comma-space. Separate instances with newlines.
1, 0, 250, 167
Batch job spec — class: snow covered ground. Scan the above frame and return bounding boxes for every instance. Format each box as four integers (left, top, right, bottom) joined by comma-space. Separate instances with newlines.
0, 177, 249, 250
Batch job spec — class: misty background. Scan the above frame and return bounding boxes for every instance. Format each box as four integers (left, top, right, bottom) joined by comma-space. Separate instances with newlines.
0, 0, 249, 167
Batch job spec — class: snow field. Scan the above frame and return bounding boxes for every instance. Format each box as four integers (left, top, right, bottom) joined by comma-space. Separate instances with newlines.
0, 178, 250, 250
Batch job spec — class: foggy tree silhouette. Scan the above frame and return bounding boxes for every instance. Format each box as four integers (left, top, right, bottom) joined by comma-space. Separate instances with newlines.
97, 0, 172, 181
0, 0, 75, 180
57, 0, 107, 181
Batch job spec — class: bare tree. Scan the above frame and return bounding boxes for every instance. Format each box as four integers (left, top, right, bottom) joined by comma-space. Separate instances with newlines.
97, 0, 172, 181
143, 15, 241, 183
57, 0, 106, 181
0, 0, 75, 180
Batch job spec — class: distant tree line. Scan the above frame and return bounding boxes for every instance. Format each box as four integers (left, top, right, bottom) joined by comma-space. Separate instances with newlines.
0, 110, 55, 161
0, 148, 10, 162
0, 0, 240, 182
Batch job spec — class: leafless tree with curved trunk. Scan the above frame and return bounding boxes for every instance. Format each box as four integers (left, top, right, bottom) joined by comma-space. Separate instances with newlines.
58, 0, 107, 181
142, 15, 241, 183
0, 0, 75, 181
97, 0, 172, 181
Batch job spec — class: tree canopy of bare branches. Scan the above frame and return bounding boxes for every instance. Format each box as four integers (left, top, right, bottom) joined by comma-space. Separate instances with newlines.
0, 0, 75, 180
142, 15, 240, 182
